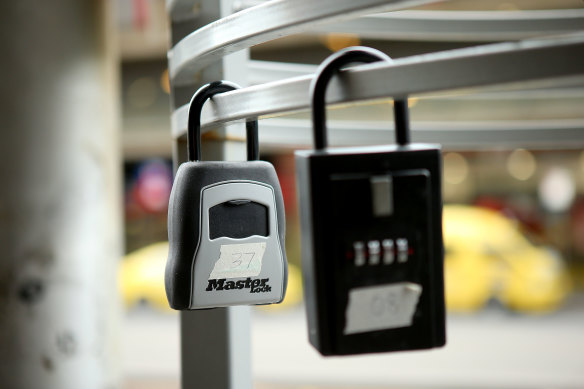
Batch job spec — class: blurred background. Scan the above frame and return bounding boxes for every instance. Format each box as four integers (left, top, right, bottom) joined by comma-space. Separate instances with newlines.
118, 1, 584, 388
2, 0, 584, 388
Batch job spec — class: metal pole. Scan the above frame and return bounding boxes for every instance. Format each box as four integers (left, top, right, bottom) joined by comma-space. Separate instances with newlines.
172, 1, 252, 387
0, 1, 121, 388
178, 125, 252, 389
178, 59, 253, 389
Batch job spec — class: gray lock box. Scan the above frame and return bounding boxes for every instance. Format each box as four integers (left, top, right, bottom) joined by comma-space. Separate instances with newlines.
165, 81, 288, 310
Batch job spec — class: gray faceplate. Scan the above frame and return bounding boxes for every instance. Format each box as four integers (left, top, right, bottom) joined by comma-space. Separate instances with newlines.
190, 180, 285, 308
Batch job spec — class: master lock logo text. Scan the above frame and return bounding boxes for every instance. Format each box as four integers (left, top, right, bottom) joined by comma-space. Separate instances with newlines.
206, 277, 272, 293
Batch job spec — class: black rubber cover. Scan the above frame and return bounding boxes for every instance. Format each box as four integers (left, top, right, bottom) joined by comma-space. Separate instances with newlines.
165, 160, 287, 310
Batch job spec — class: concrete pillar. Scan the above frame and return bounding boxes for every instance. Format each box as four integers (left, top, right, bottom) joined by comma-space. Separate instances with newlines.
0, 1, 121, 388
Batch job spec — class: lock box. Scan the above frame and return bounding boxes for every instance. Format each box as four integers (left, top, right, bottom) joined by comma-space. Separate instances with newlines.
296, 144, 445, 355
165, 81, 287, 310
295, 46, 446, 356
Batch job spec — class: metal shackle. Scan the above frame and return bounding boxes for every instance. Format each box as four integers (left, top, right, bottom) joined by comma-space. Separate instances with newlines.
187, 80, 259, 162
310, 46, 411, 149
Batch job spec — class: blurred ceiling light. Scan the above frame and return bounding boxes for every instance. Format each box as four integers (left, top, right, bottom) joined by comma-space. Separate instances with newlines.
506, 148, 536, 181
538, 167, 575, 213
443, 152, 469, 185
322, 33, 361, 52
160, 69, 170, 94
127, 77, 157, 109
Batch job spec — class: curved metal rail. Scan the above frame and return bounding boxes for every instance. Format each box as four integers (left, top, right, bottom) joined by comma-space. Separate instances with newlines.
168, 0, 439, 85
235, 118, 584, 150
314, 9, 584, 42
171, 33, 584, 138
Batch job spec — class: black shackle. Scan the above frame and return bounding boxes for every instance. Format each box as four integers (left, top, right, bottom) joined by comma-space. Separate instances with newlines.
187, 80, 259, 162
310, 46, 410, 149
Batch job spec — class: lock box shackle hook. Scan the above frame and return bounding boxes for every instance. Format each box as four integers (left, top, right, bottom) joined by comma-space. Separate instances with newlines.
187, 80, 259, 162
310, 46, 410, 149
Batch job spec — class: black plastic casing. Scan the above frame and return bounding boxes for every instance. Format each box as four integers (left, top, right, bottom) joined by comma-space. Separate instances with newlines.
165, 160, 287, 310
295, 144, 446, 356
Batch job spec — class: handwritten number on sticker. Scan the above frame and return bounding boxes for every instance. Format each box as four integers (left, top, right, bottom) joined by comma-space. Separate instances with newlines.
344, 283, 423, 335
232, 252, 242, 267
231, 252, 256, 269
245, 252, 255, 268
210, 242, 267, 279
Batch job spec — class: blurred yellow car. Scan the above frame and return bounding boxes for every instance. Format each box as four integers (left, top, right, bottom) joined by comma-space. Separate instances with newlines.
444, 205, 571, 313
119, 242, 171, 311
120, 206, 570, 314
119, 241, 303, 312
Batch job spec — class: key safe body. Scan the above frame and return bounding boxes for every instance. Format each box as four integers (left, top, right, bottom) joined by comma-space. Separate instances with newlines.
296, 46, 446, 356
165, 81, 288, 310
296, 144, 445, 355
166, 162, 287, 309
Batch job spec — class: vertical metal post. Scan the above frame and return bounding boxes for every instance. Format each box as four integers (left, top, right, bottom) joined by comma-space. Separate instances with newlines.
181, 307, 251, 389
0, 1, 121, 388
172, 1, 252, 388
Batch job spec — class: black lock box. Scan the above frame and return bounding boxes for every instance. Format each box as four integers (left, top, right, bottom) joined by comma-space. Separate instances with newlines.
296, 47, 446, 356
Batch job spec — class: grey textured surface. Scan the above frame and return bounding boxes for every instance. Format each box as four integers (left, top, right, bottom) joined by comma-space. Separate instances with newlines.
123, 294, 584, 388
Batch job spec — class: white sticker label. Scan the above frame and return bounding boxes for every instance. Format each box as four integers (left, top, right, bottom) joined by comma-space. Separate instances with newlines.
209, 242, 266, 279
344, 282, 422, 335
